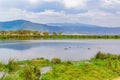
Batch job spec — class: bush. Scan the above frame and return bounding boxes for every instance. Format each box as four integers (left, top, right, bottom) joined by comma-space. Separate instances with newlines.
95, 51, 119, 60
19, 65, 41, 80
65, 61, 72, 65
0, 62, 5, 71
5, 58, 19, 73
51, 58, 61, 64
95, 51, 107, 60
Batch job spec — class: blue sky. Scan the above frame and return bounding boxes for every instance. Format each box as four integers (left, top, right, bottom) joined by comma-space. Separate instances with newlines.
0, 0, 120, 27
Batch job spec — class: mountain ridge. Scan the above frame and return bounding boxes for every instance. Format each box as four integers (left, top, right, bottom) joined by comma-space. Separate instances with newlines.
0, 20, 120, 34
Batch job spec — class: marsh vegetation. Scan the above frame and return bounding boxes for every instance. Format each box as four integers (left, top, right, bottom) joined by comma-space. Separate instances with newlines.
0, 52, 120, 80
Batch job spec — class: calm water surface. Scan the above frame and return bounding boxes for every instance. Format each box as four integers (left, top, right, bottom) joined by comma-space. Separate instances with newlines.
0, 39, 120, 63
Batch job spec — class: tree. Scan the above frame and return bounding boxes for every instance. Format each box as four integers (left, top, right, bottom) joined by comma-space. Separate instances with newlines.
43, 32, 49, 36
16, 30, 25, 35
0, 30, 7, 35
58, 32, 62, 35
33, 31, 41, 36
53, 32, 57, 36
8, 30, 15, 35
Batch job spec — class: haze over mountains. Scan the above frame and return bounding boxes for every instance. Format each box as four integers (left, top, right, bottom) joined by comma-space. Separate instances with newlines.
0, 20, 120, 34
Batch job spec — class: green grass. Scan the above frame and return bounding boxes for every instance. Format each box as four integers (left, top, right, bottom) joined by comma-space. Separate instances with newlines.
0, 52, 120, 80
42, 52, 120, 80
0, 30, 120, 40
0, 58, 50, 80
0, 35, 120, 40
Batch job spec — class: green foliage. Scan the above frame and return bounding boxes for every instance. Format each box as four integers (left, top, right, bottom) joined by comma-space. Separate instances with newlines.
0, 30, 120, 40
19, 65, 41, 80
1, 65, 41, 80
52, 32, 57, 36
51, 58, 61, 65
0, 57, 50, 80
95, 51, 119, 60
0, 53, 120, 80
42, 52, 120, 80
95, 51, 107, 59
5, 58, 19, 73
17, 60, 31, 65
17, 58, 50, 67
0, 62, 5, 71
43, 32, 49, 36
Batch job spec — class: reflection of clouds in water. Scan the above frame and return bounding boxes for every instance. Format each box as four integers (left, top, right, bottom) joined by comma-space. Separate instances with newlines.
0, 47, 60, 63
24, 47, 57, 58
0, 46, 97, 63
0, 40, 120, 63
0, 43, 41, 50
0, 39, 120, 50
0, 48, 21, 63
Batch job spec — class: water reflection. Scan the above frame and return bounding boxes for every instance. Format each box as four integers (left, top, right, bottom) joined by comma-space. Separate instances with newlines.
0, 39, 120, 63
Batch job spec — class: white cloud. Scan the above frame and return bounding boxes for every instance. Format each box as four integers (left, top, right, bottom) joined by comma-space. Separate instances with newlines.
27, 0, 60, 4
116, 11, 120, 15
27, 0, 88, 9
79, 10, 110, 19
62, 0, 88, 9
77, 9, 120, 27
101, 0, 120, 8
102, 0, 120, 4
0, 8, 120, 27
28, 0, 39, 4
43, 0, 60, 2
0, 0, 120, 27
0, 8, 26, 20
38, 10, 64, 15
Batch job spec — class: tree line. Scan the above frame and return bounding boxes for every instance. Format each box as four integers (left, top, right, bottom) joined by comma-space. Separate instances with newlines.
0, 30, 41, 36
0, 30, 62, 36
0, 30, 120, 40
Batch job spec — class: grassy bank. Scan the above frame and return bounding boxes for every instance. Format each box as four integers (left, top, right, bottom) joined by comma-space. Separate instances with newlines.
0, 30, 120, 40
0, 52, 120, 80
0, 58, 50, 80
42, 52, 120, 80
0, 35, 120, 40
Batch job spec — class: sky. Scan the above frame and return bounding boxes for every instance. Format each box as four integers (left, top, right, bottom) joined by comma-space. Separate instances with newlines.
0, 0, 120, 27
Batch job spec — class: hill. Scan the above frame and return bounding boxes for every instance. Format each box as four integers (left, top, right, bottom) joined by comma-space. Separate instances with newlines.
0, 20, 120, 34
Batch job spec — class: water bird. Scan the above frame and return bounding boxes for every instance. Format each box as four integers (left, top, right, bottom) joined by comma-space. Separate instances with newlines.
64, 48, 68, 50
88, 48, 91, 50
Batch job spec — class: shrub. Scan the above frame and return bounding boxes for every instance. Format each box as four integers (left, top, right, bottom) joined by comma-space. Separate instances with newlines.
66, 61, 72, 65
5, 58, 19, 73
0, 62, 5, 71
95, 51, 107, 60
51, 58, 61, 64
20, 65, 41, 80
95, 51, 119, 60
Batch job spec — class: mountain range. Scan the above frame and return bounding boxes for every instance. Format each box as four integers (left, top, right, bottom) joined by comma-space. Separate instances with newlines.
0, 20, 120, 34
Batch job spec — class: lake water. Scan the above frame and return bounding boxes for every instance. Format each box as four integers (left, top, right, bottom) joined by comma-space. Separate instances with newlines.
0, 39, 120, 63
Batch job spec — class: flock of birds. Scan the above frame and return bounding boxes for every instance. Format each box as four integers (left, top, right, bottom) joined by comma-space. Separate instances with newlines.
64, 46, 101, 50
